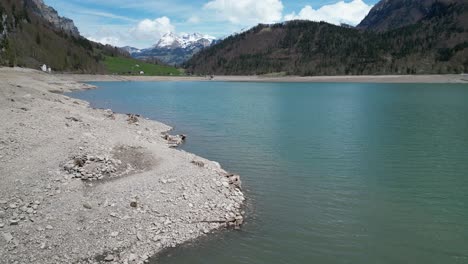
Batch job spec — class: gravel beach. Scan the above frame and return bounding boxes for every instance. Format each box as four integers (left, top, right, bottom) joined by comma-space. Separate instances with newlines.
0, 67, 245, 263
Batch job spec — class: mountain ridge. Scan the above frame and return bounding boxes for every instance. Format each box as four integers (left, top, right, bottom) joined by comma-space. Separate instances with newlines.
185, 0, 468, 76
125, 32, 216, 65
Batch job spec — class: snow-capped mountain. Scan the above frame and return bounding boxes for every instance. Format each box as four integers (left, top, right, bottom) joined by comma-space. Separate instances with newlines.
123, 32, 217, 66
155, 32, 216, 49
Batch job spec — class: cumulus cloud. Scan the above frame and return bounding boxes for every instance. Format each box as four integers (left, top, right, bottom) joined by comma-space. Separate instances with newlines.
130, 16, 175, 41
284, 0, 373, 26
204, 0, 283, 24
86, 35, 122, 47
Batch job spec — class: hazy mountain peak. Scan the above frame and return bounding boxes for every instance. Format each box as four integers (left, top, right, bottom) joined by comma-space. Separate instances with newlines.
155, 32, 216, 49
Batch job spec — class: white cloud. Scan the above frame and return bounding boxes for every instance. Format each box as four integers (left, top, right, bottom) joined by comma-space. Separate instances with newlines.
284, 0, 373, 26
187, 15, 200, 24
86, 35, 122, 47
130, 16, 175, 41
78, 10, 137, 22
204, 0, 283, 25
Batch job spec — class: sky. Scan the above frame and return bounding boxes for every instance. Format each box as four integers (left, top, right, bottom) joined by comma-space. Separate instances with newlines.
44, 0, 379, 49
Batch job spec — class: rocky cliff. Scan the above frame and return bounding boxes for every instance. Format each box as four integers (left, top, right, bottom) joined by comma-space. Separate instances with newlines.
24, 0, 79, 36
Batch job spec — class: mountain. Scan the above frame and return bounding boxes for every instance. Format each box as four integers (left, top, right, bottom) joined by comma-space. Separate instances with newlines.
357, 0, 460, 31
24, 0, 80, 36
128, 32, 216, 66
185, 0, 468, 76
0, 0, 119, 72
0, 0, 177, 75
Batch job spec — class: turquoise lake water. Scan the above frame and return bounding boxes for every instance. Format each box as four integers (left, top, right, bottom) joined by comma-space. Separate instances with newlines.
69, 82, 468, 264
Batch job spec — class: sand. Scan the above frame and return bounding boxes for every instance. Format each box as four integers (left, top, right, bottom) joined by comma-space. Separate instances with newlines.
0, 67, 245, 263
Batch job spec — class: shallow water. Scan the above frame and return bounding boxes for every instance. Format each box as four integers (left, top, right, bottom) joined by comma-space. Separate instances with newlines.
69, 82, 468, 264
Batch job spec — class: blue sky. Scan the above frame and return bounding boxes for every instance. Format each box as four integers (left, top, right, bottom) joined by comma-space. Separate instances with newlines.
44, 0, 379, 48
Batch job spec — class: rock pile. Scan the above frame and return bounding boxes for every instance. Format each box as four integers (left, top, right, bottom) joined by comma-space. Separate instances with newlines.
63, 154, 122, 181
226, 173, 242, 189
126, 114, 140, 125
162, 134, 186, 147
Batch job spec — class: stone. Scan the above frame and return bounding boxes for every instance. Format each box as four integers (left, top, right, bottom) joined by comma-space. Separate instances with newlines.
83, 202, 92, 209
0, 223, 4, 228
104, 254, 114, 262
128, 253, 137, 262
45, 225, 53, 230
130, 201, 138, 208
191, 160, 205, 167
2, 232, 13, 243
110, 231, 119, 237
10, 219, 19, 225
9, 203, 17, 209
136, 232, 144, 241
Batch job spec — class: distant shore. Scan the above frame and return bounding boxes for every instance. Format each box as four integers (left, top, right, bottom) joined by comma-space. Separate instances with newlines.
63, 73, 468, 84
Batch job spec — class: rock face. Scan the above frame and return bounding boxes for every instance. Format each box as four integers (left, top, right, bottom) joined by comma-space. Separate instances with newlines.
24, 0, 80, 36
357, 0, 459, 31
128, 32, 217, 65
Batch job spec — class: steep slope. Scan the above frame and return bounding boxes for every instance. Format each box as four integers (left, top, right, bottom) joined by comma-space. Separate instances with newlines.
0, 0, 110, 72
186, 0, 468, 76
0, 0, 175, 74
129, 32, 216, 65
24, 0, 80, 36
357, 0, 460, 31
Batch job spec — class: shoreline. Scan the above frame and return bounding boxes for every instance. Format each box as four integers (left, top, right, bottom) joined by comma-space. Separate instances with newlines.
60, 72, 468, 84
0, 67, 245, 263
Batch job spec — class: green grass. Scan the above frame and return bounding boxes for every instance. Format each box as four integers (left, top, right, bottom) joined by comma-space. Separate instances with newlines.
102, 56, 182, 76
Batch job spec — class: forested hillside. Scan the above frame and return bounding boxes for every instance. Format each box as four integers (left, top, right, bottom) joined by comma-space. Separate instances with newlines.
185, 0, 468, 76
0, 0, 176, 74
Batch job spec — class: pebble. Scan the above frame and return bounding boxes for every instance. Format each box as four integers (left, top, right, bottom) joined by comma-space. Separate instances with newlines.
104, 254, 114, 261
0, 223, 4, 228
0, 210, 5, 218
128, 254, 137, 262
9, 203, 17, 209
83, 202, 92, 209
110, 231, 119, 237
2, 232, 13, 243
10, 219, 19, 225
46, 225, 53, 230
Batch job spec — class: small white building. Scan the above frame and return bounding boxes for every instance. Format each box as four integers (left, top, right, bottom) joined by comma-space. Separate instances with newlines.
139, 71, 144, 75
41, 64, 47, 72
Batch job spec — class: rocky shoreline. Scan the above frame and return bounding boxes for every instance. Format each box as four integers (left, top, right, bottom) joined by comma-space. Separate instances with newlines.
0, 67, 245, 263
